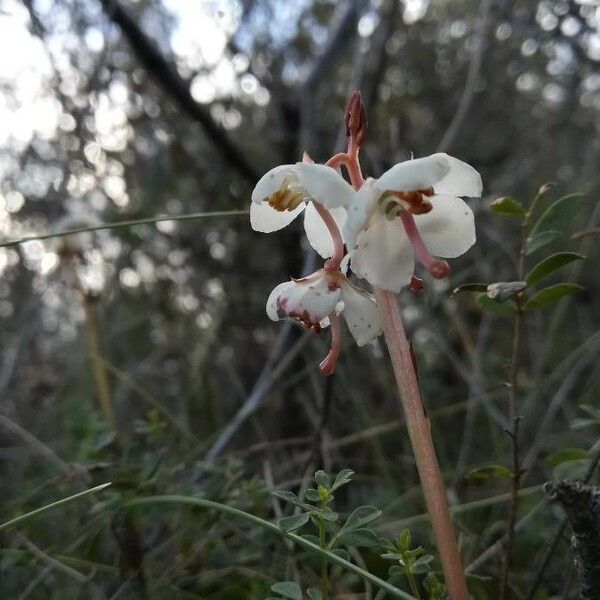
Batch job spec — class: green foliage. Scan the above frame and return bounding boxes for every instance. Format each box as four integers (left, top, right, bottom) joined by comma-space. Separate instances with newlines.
525, 252, 585, 286
523, 283, 583, 311
465, 465, 513, 481
527, 193, 585, 254
382, 529, 443, 599
490, 197, 526, 217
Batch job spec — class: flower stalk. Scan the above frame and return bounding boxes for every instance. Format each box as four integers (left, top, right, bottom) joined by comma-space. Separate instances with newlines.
375, 289, 469, 600
339, 101, 469, 598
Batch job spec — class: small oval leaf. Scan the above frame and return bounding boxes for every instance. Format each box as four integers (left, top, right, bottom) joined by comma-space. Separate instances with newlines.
546, 447, 589, 467
478, 294, 516, 315
531, 193, 585, 234
452, 283, 488, 295
278, 512, 310, 532
271, 581, 303, 600
525, 252, 585, 286
490, 196, 526, 217
523, 283, 583, 311
466, 464, 512, 480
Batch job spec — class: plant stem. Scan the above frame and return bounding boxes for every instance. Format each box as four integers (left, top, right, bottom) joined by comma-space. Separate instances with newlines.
375, 289, 469, 600
499, 218, 528, 599
319, 516, 329, 599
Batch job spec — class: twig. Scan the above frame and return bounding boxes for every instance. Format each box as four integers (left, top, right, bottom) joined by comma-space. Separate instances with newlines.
499, 198, 530, 598
98, 0, 260, 184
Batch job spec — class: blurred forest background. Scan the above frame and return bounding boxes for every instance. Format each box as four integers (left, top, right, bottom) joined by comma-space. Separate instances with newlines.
1, 0, 600, 598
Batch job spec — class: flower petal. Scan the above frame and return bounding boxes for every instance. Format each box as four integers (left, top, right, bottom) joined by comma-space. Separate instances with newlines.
251, 164, 297, 204
350, 213, 415, 292
432, 153, 482, 197
414, 194, 476, 258
375, 154, 450, 193
265, 273, 341, 327
303, 203, 347, 258
294, 163, 355, 209
342, 178, 381, 251
340, 280, 381, 346
250, 199, 305, 233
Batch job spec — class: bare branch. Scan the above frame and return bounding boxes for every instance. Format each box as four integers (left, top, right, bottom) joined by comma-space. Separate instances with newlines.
99, 0, 260, 184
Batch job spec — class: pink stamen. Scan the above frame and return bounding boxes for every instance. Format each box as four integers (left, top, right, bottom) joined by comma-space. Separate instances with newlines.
319, 311, 342, 376
399, 211, 450, 279
313, 201, 345, 272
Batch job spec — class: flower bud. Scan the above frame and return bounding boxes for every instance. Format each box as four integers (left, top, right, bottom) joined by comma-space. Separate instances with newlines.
344, 90, 368, 147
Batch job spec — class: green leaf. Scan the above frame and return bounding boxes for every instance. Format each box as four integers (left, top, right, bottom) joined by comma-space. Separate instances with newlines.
553, 459, 590, 480
490, 196, 526, 217
306, 589, 322, 600
523, 283, 583, 311
330, 469, 354, 492
271, 581, 303, 600
278, 513, 310, 533
526, 230, 562, 255
303, 489, 320, 502
525, 252, 585, 286
451, 283, 488, 295
478, 294, 516, 315
311, 508, 338, 523
581, 404, 600, 420
531, 192, 585, 233
546, 448, 589, 467
314, 470, 330, 489
341, 505, 382, 532
399, 529, 411, 552
273, 491, 312, 511
486, 281, 527, 302
411, 555, 434, 574
466, 465, 512, 480
527, 193, 585, 253
338, 528, 382, 548
571, 418, 599, 430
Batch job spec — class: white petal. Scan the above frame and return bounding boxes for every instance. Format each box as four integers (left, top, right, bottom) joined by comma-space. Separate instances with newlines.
251, 164, 297, 204
303, 203, 347, 258
340, 280, 381, 346
266, 281, 294, 321
375, 154, 450, 193
342, 179, 381, 251
250, 200, 305, 233
265, 273, 341, 327
294, 163, 355, 209
432, 153, 482, 197
414, 195, 476, 258
350, 213, 415, 293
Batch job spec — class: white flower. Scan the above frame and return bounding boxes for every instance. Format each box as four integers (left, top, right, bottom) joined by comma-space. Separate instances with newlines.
343, 153, 482, 292
250, 162, 354, 258
266, 269, 381, 347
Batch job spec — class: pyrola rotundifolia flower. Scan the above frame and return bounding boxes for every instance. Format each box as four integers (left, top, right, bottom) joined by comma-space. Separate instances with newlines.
266, 269, 381, 348
343, 153, 482, 292
250, 162, 354, 258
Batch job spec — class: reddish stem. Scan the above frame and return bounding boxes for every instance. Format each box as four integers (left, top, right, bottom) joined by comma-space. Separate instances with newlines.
375, 289, 469, 600
313, 202, 345, 271
319, 311, 341, 376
